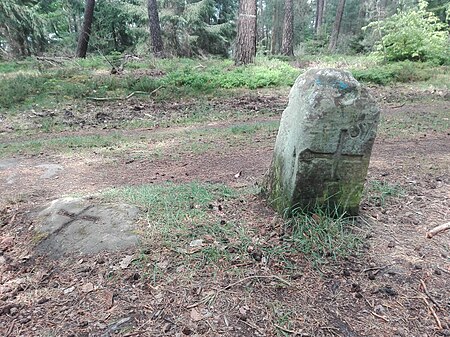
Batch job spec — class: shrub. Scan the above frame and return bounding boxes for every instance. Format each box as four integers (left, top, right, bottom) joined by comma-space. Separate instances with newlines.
365, 0, 449, 64
352, 61, 433, 85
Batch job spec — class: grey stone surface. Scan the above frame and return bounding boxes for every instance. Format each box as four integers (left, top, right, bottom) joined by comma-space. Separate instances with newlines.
0, 158, 19, 170
35, 164, 64, 179
264, 68, 380, 215
0, 158, 19, 184
34, 197, 140, 258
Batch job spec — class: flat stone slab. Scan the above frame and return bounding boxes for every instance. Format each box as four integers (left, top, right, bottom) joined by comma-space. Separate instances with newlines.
34, 197, 140, 258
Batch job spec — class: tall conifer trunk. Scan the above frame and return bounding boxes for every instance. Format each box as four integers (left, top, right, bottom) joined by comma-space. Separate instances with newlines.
281, 0, 293, 56
235, 0, 257, 65
76, 0, 95, 58
315, 0, 325, 35
328, 0, 345, 52
147, 0, 164, 57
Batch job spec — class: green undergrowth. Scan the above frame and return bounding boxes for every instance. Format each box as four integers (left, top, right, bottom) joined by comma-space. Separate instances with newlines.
364, 180, 405, 207
277, 206, 364, 265
0, 133, 127, 157
103, 182, 255, 266
0, 120, 280, 158
351, 61, 448, 85
1, 55, 448, 112
103, 182, 365, 270
0, 57, 299, 111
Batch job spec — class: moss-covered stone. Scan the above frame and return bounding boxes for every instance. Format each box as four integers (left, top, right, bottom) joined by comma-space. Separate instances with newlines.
263, 69, 380, 216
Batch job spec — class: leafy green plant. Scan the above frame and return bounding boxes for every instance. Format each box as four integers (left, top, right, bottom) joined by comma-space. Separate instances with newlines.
365, 0, 449, 64
352, 61, 434, 85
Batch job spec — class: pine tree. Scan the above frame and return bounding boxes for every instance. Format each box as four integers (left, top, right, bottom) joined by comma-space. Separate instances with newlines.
235, 0, 257, 64
281, 0, 293, 55
76, 0, 95, 58
147, 0, 164, 57
328, 0, 346, 51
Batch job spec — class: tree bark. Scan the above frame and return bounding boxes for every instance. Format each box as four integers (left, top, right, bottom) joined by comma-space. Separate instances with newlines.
147, 0, 164, 57
281, 0, 293, 56
270, 0, 284, 55
76, 0, 95, 58
328, 0, 346, 52
235, 0, 257, 65
315, 0, 325, 35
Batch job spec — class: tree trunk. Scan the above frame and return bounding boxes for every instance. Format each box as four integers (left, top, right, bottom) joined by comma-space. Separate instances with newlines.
270, 0, 283, 55
147, 0, 164, 57
235, 0, 257, 65
76, 0, 95, 58
328, 0, 346, 52
281, 0, 293, 56
315, 0, 325, 35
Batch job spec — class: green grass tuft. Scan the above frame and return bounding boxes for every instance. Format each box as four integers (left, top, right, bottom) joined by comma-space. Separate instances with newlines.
280, 205, 363, 264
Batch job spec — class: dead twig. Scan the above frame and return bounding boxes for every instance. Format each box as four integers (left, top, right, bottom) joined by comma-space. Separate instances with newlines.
240, 319, 264, 335
362, 264, 393, 275
123, 331, 147, 337
87, 91, 148, 101
422, 297, 442, 330
187, 275, 291, 309
370, 311, 389, 322
436, 266, 450, 275
5, 320, 15, 337
389, 103, 405, 109
274, 323, 310, 336
420, 279, 441, 310
427, 222, 450, 238
223, 275, 291, 290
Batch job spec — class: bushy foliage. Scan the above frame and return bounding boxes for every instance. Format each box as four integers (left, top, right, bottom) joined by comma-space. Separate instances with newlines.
352, 61, 435, 85
365, 0, 449, 64
0, 57, 299, 110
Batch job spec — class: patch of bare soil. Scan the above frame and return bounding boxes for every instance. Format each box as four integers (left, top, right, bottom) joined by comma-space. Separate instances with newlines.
0, 87, 449, 337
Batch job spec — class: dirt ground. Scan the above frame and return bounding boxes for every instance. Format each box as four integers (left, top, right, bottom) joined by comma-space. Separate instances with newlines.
0, 85, 449, 337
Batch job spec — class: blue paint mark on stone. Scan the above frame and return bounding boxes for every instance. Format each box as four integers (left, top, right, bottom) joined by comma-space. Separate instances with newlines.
337, 81, 349, 90
315, 79, 322, 86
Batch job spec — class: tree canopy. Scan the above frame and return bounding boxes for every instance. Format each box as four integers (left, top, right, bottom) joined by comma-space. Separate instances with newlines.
0, 0, 448, 63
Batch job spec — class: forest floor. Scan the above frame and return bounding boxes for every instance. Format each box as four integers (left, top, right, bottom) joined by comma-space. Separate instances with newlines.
0, 81, 449, 337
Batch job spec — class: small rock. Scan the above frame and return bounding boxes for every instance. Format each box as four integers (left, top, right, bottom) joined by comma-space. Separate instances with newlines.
9, 307, 18, 315
182, 326, 193, 335
387, 241, 395, 248
63, 286, 75, 294
343, 269, 351, 277
189, 239, 204, 248
251, 250, 263, 262
81, 283, 94, 293
37, 298, 49, 305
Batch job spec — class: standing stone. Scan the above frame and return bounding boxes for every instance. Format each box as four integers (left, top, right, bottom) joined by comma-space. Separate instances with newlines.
263, 68, 380, 215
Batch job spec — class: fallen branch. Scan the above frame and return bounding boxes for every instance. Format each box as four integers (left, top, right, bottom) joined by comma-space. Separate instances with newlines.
223, 275, 291, 290
370, 311, 389, 322
420, 280, 441, 310
274, 323, 310, 336
427, 222, 450, 238
187, 275, 291, 309
422, 297, 442, 330
389, 102, 405, 109
362, 264, 394, 275
240, 319, 264, 335
87, 91, 149, 102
